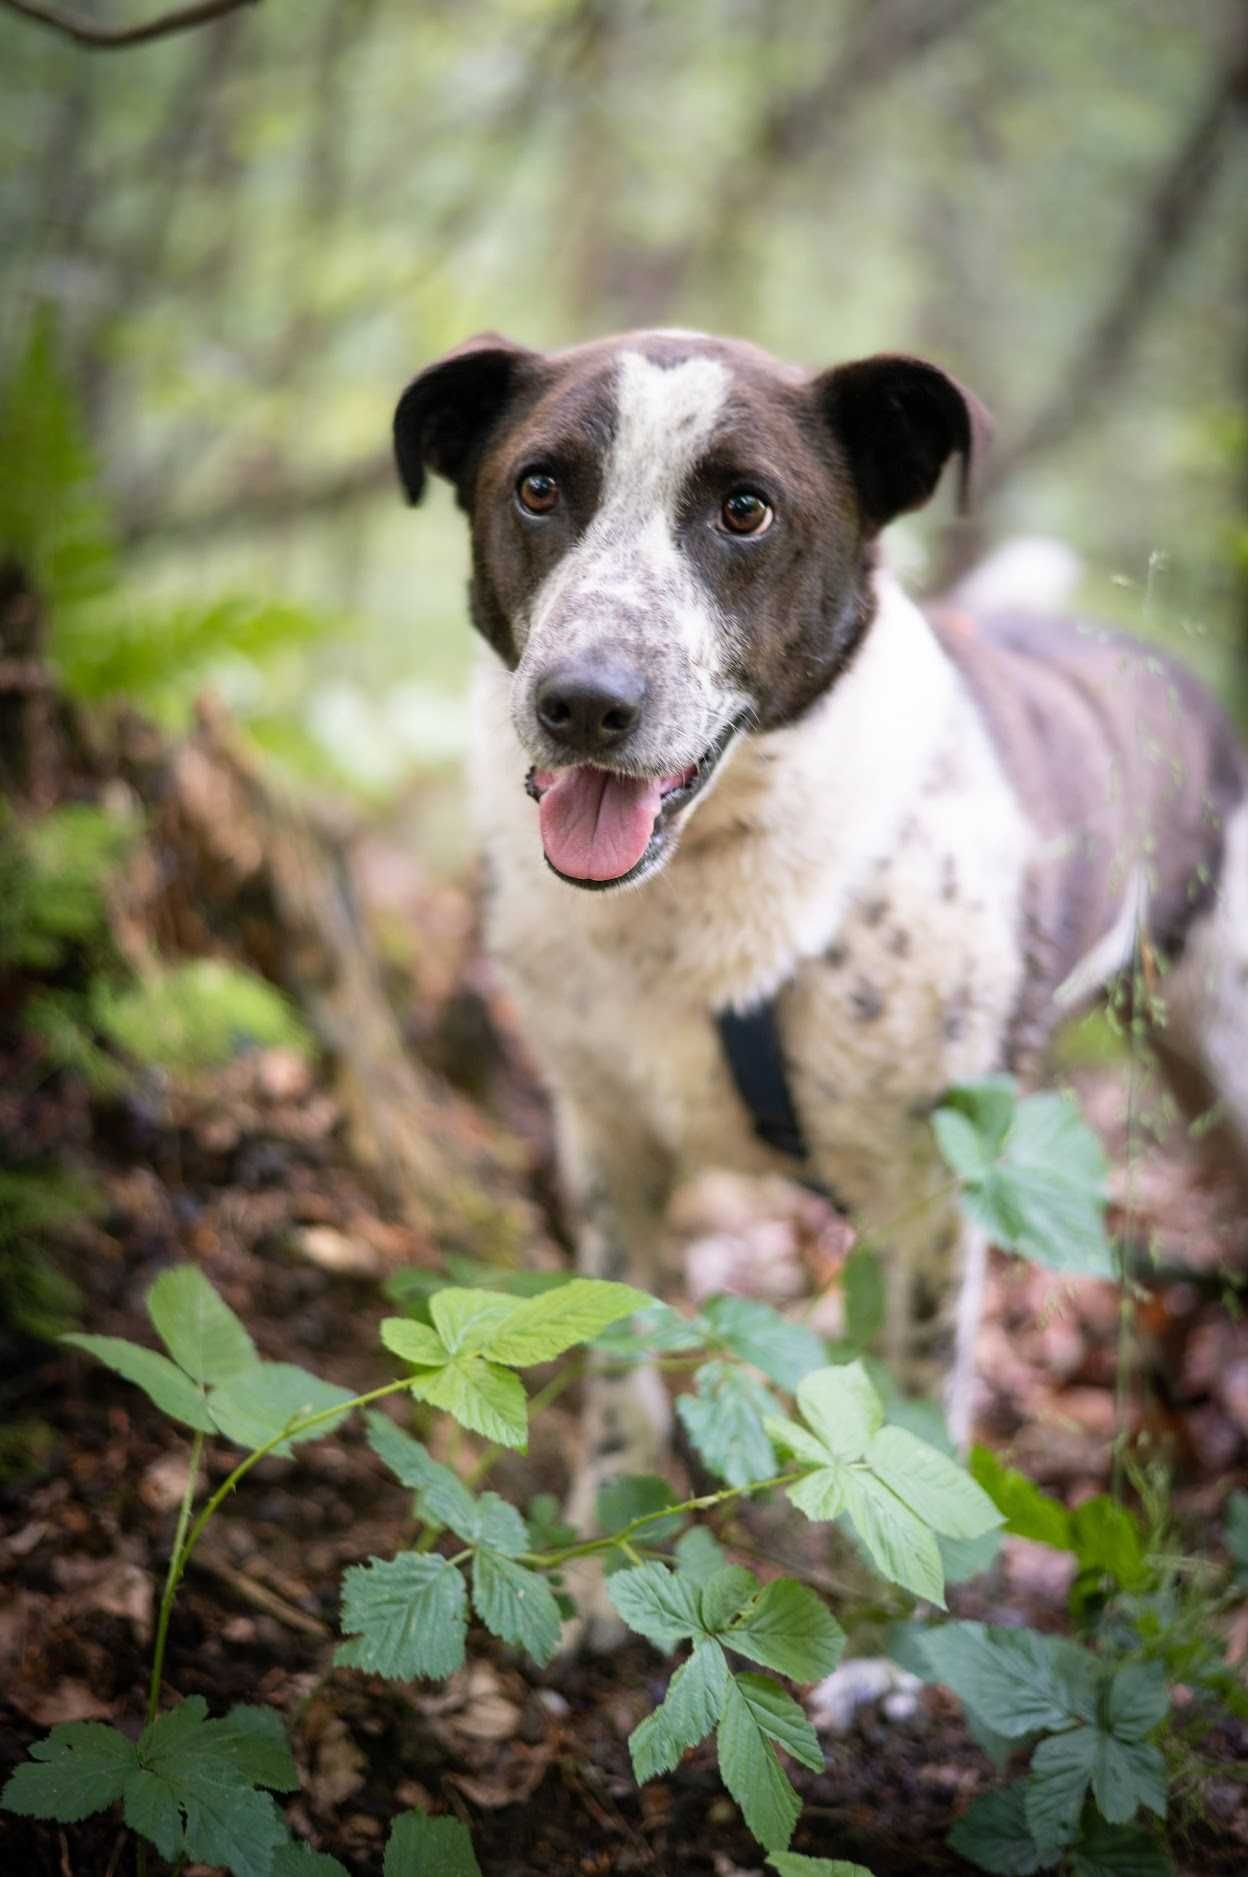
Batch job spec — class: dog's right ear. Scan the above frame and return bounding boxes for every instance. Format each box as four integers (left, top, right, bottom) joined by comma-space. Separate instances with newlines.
393, 332, 541, 507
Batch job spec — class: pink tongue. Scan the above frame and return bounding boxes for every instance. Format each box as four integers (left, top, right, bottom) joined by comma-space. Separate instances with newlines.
538, 767, 666, 881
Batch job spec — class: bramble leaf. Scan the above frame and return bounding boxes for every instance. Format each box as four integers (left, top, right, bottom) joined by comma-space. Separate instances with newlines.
947, 1785, 1049, 1874
1069, 1817, 1173, 1876
273, 1847, 352, 1877
725, 1577, 846, 1683
471, 1550, 563, 1666
61, 1334, 215, 1431
700, 1294, 828, 1388
970, 1446, 1074, 1552
678, 1360, 779, 1486
482, 1277, 651, 1365
429, 1287, 524, 1356
146, 1263, 256, 1386
717, 1672, 821, 1851
365, 1414, 479, 1536
380, 1318, 449, 1367
207, 1362, 355, 1456
384, 1807, 482, 1876
914, 1622, 1097, 1736
796, 1362, 882, 1461
607, 1561, 703, 1652
336, 1553, 468, 1680
210, 1704, 300, 1791
0, 1720, 136, 1822
843, 1469, 945, 1606
768, 1857, 877, 1877
934, 1079, 1115, 1277
407, 1357, 528, 1449
629, 1639, 729, 1782
673, 1525, 728, 1587
864, 1426, 1002, 1541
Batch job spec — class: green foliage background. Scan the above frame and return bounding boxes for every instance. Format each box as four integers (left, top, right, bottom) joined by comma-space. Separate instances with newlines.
1, 0, 1244, 793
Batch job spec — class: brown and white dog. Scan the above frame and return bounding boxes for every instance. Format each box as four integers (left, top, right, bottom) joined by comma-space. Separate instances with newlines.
394, 329, 1248, 1582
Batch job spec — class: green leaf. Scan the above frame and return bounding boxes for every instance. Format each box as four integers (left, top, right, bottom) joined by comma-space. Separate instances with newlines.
606, 1561, 703, 1651
864, 1426, 1002, 1540
784, 1461, 851, 1524
380, 1318, 450, 1367
473, 1493, 530, 1557
768, 1858, 877, 1877
629, 1639, 729, 1781
970, 1446, 1074, 1552
1070, 1496, 1147, 1590
365, 1413, 479, 1537
61, 1334, 215, 1431
145, 1264, 257, 1386
482, 1277, 651, 1365
700, 1295, 828, 1388
725, 1577, 846, 1683
526, 1492, 577, 1554
915, 1622, 1097, 1736
592, 1301, 707, 1359
948, 1786, 1049, 1874
1025, 1728, 1096, 1856
597, 1473, 685, 1563
1226, 1490, 1248, 1584
766, 1414, 842, 1471
407, 1357, 528, 1449
135, 1700, 289, 1877
1105, 1662, 1168, 1742
210, 1704, 300, 1791
678, 1360, 779, 1486
384, 1808, 482, 1876
95, 960, 311, 1076
1090, 1734, 1167, 1825
122, 1768, 182, 1860
843, 1469, 946, 1605
674, 1525, 728, 1587
471, 1550, 563, 1667
273, 1847, 352, 1877
717, 1673, 821, 1851
336, 1553, 468, 1681
1069, 1817, 1173, 1877
934, 1080, 1115, 1277
841, 1245, 886, 1348
796, 1362, 883, 1461
1, 1721, 137, 1822
700, 1566, 761, 1634
429, 1287, 524, 1356
207, 1362, 355, 1456
939, 1526, 1005, 1586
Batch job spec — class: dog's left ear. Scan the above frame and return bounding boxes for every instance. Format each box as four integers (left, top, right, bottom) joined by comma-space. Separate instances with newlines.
394, 331, 542, 507
814, 354, 991, 535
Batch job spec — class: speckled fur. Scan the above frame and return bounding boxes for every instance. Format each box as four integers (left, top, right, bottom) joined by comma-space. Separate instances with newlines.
393, 329, 1248, 1639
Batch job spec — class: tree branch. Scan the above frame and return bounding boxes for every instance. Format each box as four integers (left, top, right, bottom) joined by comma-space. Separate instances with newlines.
1, 0, 258, 51
119, 449, 395, 549
990, 39, 1248, 487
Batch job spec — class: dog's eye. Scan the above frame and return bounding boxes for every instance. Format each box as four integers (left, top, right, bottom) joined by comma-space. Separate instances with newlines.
720, 490, 773, 536
517, 471, 560, 516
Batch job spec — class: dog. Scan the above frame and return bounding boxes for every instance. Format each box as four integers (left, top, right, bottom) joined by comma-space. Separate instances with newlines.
393, 328, 1248, 1583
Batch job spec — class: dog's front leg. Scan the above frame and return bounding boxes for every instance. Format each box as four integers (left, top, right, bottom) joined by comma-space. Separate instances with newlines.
554, 1093, 674, 1645
884, 1207, 989, 1452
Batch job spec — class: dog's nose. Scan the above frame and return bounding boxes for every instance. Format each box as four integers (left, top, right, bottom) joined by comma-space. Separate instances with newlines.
535, 661, 646, 753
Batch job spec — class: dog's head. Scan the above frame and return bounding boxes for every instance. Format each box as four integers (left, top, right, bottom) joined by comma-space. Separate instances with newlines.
395, 330, 988, 891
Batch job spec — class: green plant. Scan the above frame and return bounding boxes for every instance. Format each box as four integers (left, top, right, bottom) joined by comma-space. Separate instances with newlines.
4, 1081, 1236, 1875
93, 958, 314, 1076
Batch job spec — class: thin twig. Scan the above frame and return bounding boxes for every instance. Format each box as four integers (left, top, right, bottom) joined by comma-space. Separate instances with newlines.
1, 0, 258, 51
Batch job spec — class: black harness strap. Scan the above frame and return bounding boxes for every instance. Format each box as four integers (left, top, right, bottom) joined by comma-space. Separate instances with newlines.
714, 996, 812, 1164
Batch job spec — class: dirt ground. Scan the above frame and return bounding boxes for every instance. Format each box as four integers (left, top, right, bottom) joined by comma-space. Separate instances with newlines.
2, 841, 1248, 1877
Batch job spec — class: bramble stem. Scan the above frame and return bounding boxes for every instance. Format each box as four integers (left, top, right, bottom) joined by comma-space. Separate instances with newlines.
143, 1375, 417, 1726
521, 1470, 801, 1569
146, 1428, 205, 1724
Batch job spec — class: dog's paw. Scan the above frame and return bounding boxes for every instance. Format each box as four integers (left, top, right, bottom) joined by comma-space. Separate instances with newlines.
806, 1657, 922, 1733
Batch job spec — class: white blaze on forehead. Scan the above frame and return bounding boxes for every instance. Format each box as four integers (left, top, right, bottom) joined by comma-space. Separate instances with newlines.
599, 351, 730, 531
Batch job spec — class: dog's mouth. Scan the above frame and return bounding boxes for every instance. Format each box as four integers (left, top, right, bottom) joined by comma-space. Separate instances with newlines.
525, 718, 743, 890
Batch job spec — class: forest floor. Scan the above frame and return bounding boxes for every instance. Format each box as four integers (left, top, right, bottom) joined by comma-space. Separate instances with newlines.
3, 811, 1248, 1877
